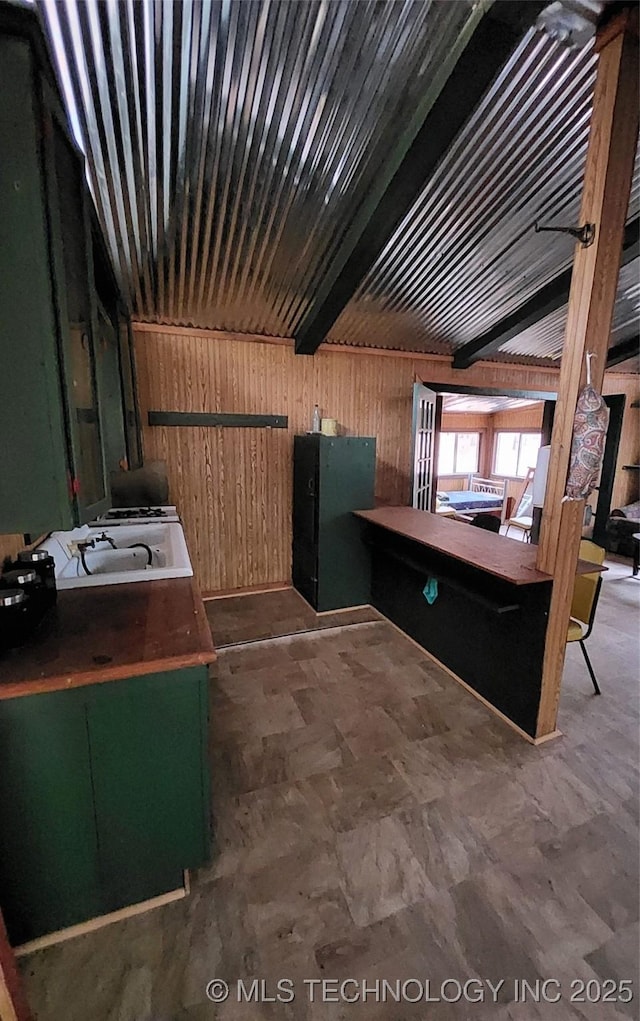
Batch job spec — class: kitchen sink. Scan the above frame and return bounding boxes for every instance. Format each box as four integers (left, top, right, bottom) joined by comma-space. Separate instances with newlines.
39, 523, 193, 589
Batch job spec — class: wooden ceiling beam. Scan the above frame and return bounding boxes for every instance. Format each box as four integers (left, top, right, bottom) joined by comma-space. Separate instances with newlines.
452, 220, 639, 369
293, 2, 546, 355
606, 330, 640, 368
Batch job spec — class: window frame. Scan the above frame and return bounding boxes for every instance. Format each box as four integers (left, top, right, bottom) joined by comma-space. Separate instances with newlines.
437, 431, 481, 477
492, 430, 542, 480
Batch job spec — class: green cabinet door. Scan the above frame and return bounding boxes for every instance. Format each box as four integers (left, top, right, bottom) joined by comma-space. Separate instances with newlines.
43, 105, 109, 523
0, 689, 102, 945
0, 39, 73, 534
95, 305, 128, 476
317, 437, 376, 611
86, 668, 211, 913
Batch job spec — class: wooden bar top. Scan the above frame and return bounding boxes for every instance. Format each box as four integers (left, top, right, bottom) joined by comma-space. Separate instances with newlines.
355, 507, 604, 586
0, 577, 216, 700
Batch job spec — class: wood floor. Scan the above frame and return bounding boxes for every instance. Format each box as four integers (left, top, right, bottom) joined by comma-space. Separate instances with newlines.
206, 588, 380, 647
19, 562, 639, 1020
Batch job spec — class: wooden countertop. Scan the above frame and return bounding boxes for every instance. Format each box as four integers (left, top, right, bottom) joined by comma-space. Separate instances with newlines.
355, 507, 603, 586
0, 577, 216, 700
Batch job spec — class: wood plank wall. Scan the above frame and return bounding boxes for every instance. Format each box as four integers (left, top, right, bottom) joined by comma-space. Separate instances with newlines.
1, 329, 635, 592
438, 404, 545, 489
605, 376, 640, 509
132, 327, 568, 594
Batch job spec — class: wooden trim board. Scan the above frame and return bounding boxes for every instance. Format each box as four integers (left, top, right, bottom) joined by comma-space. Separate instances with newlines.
216, 619, 382, 652
203, 582, 291, 600
14, 875, 189, 957
0, 911, 30, 1021
315, 603, 372, 616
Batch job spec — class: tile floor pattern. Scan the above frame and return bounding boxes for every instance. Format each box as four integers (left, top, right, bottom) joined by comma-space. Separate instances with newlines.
20, 561, 640, 1021
205, 588, 381, 647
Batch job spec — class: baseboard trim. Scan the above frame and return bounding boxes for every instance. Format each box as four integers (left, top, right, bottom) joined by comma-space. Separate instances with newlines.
203, 582, 291, 600
315, 603, 372, 616
217, 619, 383, 652
377, 613, 562, 747
14, 873, 189, 957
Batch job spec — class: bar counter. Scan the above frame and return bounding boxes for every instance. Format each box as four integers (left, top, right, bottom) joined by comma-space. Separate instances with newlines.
354, 508, 557, 740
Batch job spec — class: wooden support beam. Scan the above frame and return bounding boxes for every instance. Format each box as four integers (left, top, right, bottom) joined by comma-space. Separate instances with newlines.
535, 10, 639, 738
606, 329, 640, 367
293, 2, 546, 355
0, 911, 31, 1021
452, 218, 639, 369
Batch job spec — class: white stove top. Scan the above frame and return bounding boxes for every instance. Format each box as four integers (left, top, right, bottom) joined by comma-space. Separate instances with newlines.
90, 506, 180, 525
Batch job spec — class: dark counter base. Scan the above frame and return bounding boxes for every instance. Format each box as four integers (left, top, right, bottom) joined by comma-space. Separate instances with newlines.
366, 526, 551, 738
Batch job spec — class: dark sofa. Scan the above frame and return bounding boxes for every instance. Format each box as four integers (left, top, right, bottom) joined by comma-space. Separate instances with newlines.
605, 500, 640, 557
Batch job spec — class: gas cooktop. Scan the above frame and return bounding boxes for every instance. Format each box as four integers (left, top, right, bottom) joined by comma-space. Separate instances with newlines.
90, 506, 180, 525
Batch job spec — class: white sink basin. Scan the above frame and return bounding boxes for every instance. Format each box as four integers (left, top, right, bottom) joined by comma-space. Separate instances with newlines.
40, 523, 193, 589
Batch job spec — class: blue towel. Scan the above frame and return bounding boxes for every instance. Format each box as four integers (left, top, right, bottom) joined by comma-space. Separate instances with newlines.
422, 578, 438, 605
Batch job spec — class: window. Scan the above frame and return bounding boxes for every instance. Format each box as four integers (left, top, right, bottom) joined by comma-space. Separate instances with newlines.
437, 432, 480, 475
494, 432, 542, 478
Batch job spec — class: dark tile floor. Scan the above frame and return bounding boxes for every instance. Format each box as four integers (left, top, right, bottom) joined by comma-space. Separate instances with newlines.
206, 588, 380, 647
20, 563, 640, 1021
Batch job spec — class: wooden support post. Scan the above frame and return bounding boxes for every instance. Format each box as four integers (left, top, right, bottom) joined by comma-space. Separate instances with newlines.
0, 911, 31, 1021
535, 8, 639, 738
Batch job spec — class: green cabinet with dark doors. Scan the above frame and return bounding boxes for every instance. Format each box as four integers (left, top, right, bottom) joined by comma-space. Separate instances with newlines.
292, 435, 376, 611
0, 12, 140, 536
0, 667, 211, 946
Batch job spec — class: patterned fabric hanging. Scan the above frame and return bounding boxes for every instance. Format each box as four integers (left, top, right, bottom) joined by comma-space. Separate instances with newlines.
564, 354, 609, 501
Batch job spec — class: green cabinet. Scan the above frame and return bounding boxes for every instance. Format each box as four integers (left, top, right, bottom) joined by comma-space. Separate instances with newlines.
0, 38, 74, 535
87, 671, 210, 914
95, 303, 128, 478
0, 16, 140, 535
0, 689, 102, 943
43, 95, 110, 521
0, 667, 211, 946
292, 435, 376, 611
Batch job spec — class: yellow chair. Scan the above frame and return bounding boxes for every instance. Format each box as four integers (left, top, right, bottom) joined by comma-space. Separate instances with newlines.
567, 539, 606, 695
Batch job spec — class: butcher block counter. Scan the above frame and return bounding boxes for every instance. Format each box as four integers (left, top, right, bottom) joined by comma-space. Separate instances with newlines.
0, 576, 215, 699
0, 577, 215, 948
354, 507, 560, 742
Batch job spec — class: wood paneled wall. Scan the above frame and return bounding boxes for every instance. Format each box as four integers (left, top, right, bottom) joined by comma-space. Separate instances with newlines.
133, 325, 639, 592
491, 404, 544, 430
3, 326, 633, 594
0, 535, 28, 568
132, 327, 561, 593
602, 375, 640, 508
438, 405, 544, 484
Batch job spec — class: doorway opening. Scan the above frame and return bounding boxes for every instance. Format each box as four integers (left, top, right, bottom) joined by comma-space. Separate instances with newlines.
411, 382, 626, 546
411, 383, 555, 541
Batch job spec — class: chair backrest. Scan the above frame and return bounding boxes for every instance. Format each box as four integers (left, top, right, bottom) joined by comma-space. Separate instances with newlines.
470, 513, 501, 533
571, 539, 605, 625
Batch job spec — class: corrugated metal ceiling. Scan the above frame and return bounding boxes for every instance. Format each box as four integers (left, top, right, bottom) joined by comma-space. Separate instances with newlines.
500, 258, 640, 361
328, 27, 640, 358
37, 0, 477, 334
33, 0, 639, 366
